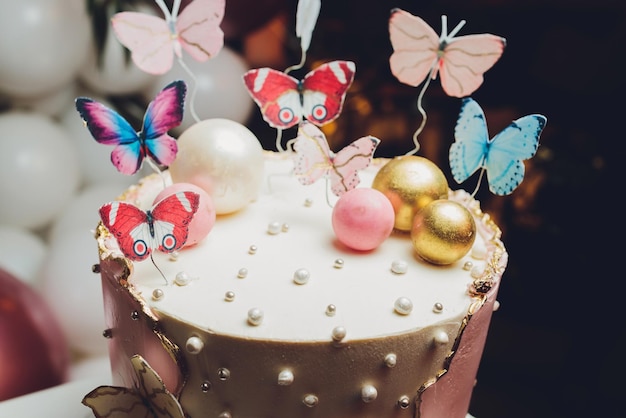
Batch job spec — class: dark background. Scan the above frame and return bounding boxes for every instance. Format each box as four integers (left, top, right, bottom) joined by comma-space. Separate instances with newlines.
233, 1, 623, 417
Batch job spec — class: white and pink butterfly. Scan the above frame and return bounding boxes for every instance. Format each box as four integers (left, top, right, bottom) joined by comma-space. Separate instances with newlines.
243, 60, 356, 130
111, 0, 225, 75
99, 191, 199, 261
292, 121, 380, 197
389, 9, 506, 98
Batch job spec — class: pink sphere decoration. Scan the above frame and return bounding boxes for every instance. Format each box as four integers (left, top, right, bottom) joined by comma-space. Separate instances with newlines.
154, 183, 216, 246
332, 188, 395, 251
0, 267, 70, 401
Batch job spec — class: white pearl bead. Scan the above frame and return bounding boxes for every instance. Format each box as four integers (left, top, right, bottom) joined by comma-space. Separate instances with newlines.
247, 308, 263, 326
361, 385, 378, 402
331, 326, 346, 342
391, 260, 408, 274
394, 297, 413, 315
433, 330, 449, 345
175, 271, 193, 286
277, 369, 294, 385
293, 268, 310, 285
267, 221, 281, 235
186, 336, 204, 354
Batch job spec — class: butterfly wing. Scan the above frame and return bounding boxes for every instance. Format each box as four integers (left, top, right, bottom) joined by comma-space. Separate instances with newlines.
130, 355, 185, 418
99, 201, 154, 261
330, 135, 380, 196
301, 60, 356, 126
75, 98, 143, 175
484, 114, 546, 195
82, 385, 153, 418
292, 122, 333, 185
176, 0, 225, 62
439, 33, 506, 97
141, 80, 187, 167
388, 9, 440, 87
243, 67, 302, 129
449, 98, 490, 185
111, 11, 174, 75
150, 191, 200, 253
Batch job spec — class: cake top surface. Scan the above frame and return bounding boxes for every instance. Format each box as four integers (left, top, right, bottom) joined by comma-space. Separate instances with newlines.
99, 152, 505, 342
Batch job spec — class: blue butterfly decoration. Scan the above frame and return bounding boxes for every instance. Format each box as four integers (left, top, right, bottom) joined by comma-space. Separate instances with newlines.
449, 98, 547, 196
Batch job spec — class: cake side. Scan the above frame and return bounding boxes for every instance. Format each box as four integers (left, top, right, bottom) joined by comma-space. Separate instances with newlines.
93, 153, 507, 418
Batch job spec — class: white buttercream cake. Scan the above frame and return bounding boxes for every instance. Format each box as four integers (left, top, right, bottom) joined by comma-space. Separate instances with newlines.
85, 150, 507, 418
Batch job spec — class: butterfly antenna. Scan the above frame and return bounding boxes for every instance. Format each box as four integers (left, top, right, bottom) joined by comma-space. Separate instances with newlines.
150, 254, 169, 285
284, 50, 307, 75
145, 158, 168, 189
154, 0, 172, 21
405, 69, 434, 156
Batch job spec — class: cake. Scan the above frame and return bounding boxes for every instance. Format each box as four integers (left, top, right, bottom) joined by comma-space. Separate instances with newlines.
75, 2, 547, 417
84, 146, 506, 418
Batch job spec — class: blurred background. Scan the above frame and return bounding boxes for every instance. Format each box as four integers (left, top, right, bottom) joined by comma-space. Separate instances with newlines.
0, 0, 622, 417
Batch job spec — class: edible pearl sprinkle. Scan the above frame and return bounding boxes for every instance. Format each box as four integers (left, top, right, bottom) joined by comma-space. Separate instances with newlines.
433, 302, 444, 313
130, 310, 139, 320
394, 297, 413, 315
152, 289, 164, 301
186, 336, 204, 354
237, 268, 248, 279
293, 268, 310, 285
91, 264, 100, 273
217, 368, 231, 380
398, 395, 411, 409
224, 291, 235, 302
267, 221, 281, 235
433, 330, 450, 345
304, 198, 313, 207
277, 369, 294, 385
463, 261, 473, 271
174, 271, 193, 286
247, 308, 263, 326
303, 394, 318, 407
169, 251, 179, 261
361, 385, 378, 402
248, 245, 257, 254
200, 381, 211, 392
102, 329, 112, 339
384, 353, 397, 368
331, 326, 346, 342
471, 265, 483, 278
471, 243, 487, 260
333, 258, 344, 269
493, 300, 501, 312
391, 260, 408, 274
325, 304, 336, 317
281, 223, 289, 232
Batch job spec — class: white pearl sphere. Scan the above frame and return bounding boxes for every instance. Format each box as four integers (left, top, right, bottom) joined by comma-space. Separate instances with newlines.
169, 118, 264, 214
0, 225, 47, 286
147, 47, 254, 132
0, 111, 81, 229
0, 0, 91, 98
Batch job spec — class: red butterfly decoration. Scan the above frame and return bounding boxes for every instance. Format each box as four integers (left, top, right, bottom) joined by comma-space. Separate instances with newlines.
243, 60, 356, 130
293, 121, 380, 197
99, 191, 200, 261
389, 9, 506, 98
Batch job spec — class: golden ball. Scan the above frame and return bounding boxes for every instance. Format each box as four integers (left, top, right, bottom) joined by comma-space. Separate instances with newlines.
411, 200, 476, 265
372, 156, 448, 231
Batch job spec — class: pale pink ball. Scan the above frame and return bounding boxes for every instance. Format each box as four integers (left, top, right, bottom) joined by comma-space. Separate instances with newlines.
154, 183, 216, 247
332, 188, 395, 251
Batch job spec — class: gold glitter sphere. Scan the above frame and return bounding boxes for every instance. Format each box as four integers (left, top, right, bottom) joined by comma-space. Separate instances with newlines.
372, 156, 448, 231
411, 200, 476, 265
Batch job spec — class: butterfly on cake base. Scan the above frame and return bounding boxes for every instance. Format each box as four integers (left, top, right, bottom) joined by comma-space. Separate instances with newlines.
292, 121, 380, 198
82, 354, 184, 418
389, 9, 506, 98
243, 60, 356, 131
111, 0, 225, 75
75, 80, 186, 176
450, 98, 547, 196
99, 190, 200, 262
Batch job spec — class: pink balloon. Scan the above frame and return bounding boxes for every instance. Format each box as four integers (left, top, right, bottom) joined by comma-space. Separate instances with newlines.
0, 267, 70, 401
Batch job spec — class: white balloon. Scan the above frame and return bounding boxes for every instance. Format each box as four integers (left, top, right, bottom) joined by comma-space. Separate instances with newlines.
78, 3, 158, 95
47, 183, 129, 245
0, 0, 91, 98
59, 93, 147, 188
0, 225, 47, 286
0, 111, 81, 230
146, 47, 254, 133
38, 228, 108, 356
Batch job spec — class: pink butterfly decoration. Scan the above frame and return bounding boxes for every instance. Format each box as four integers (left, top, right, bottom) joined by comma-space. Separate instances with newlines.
99, 191, 200, 261
111, 0, 225, 75
389, 9, 506, 98
243, 60, 356, 130
292, 121, 380, 197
